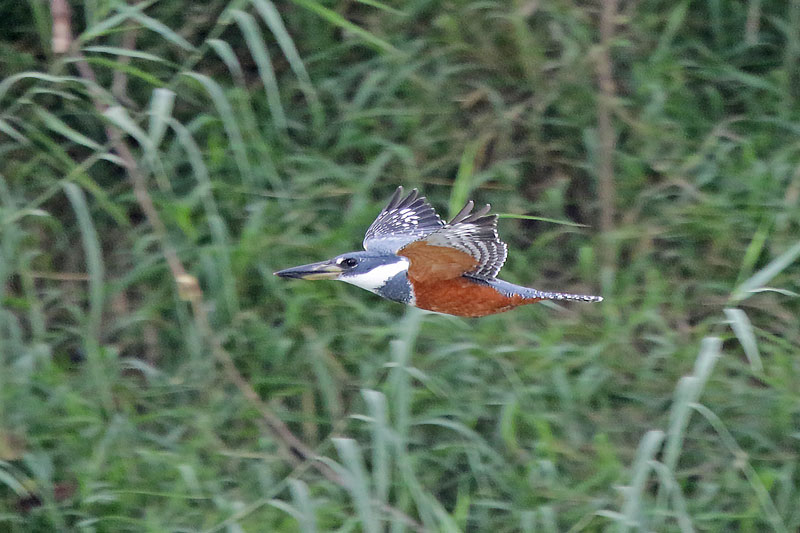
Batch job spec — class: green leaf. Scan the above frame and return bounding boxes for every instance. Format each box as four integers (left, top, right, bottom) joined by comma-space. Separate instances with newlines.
0, 72, 79, 104
82, 45, 167, 63
119, 6, 197, 51
448, 140, 480, 218
181, 72, 255, 185
288, 0, 399, 54
0, 118, 29, 144
288, 480, 317, 533
723, 308, 762, 372
620, 430, 665, 532
103, 106, 161, 173
35, 107, 103, 151
497, 213, 589, 227
333, 438, 378, 533
231, 9, 287, 132
62, 183, 104, 336
732, 240, 800, 301
250, 0, 323, 128
148, 88, 175, 146
361, 389, 390, 504
207, 39, 245, 84
69, 56, 164, 87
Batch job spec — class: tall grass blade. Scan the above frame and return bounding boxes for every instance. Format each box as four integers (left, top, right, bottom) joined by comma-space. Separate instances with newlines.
355, 0, 404, 15
288, 0, 399, 54
148, 88, 175, 146
167, 118, 214, 211
692, 404, 789, 533
62, 182, 112, 412
231, 9, 287, 132
289, 479, 317, 533
250, 0, 324, 128
664, 337, 722, 471
0, 461, 29, 497
0, 119, 29, 144
389, 308, 424, 446
26, 0, 50, 51
723, 308, 763, 372
536, 506, 559, 533
663, 376, 699, 472
651, 337, 722, 529
309, 339, 342, 418
181, 72, 255, 185
387, 309, 433, 528
34, 107, 103, 151
118, 6, 197, 51
430, 500, 462, 533
691, 337, 722, 385
361, 389, 390, 504
0, 72, 76, 103
72, 55, 164, 87
448, 140, 479, 218
78, 1, 158, 43
650, 462, 695, 533
103, 105, 162, 175
497, 213, 588, 227
61, 183, 104, 337
653, 2, 689, 61
223, 86, 282, 189
82, 45, 167, 63
618, 429, 665, 533
207, 39, 245, 85
735, 219, 771, 287
333, 438, 379, 533
732, 239, 800, 301
265, 498, 301, 520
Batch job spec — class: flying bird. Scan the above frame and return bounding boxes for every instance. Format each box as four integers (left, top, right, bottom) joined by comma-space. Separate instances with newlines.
275, 187, 602, 317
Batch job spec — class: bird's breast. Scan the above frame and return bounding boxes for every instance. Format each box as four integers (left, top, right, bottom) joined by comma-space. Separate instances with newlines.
410, 277, 539, 317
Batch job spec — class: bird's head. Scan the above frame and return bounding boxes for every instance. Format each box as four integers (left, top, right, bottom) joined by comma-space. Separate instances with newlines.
274, 251, 410, 293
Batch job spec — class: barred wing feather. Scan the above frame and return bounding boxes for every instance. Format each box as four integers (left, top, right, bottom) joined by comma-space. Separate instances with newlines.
399, 200, 508, 281
363, 187, 445, 253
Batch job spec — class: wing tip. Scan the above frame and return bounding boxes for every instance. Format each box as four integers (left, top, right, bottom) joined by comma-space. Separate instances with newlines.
364, 186, 445, 251
449, 200, 473, 225
387, 186, 424, 211
449, 200, 495, 226
386, 186, 405, 210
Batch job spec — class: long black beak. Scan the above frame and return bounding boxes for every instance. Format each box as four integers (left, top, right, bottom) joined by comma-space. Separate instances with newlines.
274, 259, 343, 280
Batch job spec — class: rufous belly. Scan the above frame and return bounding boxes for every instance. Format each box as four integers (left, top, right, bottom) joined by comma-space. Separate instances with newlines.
411, 277, 540, 317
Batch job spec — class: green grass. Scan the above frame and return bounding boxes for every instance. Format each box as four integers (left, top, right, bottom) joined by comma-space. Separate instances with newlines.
2, 0, 800, 531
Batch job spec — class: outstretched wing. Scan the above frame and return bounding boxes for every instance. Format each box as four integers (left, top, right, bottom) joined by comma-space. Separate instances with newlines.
363, 187, 445, 253
398, 200, 508, 281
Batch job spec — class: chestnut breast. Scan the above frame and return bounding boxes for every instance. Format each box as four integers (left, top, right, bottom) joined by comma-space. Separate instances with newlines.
410, 276, 540, 317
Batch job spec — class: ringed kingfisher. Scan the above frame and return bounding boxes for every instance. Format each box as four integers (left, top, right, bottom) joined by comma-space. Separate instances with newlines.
275, 187, 603, 317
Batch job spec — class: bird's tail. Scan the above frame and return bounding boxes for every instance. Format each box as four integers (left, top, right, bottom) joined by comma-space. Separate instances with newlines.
468, 277, 604, 303
529, 289, 603, 303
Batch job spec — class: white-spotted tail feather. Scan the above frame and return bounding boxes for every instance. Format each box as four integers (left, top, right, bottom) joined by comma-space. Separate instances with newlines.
531, 290, 603, 302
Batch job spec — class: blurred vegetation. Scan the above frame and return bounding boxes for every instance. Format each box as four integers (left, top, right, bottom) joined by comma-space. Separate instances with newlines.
1, 0, 799, 531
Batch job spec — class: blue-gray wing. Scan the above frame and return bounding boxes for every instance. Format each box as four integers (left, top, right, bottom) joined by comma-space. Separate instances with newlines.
420, 200, 508, 279
363, 187, 445, 253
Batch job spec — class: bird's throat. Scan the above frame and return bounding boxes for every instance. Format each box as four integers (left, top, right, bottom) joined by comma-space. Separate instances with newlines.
341, 259, 409, 292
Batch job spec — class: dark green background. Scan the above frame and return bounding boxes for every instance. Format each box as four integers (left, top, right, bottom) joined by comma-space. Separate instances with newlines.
1, 0, 799, 531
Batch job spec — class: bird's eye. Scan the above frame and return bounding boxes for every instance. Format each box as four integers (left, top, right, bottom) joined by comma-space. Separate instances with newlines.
341, 257, 358, 268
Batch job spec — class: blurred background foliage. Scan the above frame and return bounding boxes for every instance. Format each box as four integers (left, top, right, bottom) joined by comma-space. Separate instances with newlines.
1, 0, 799, 531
